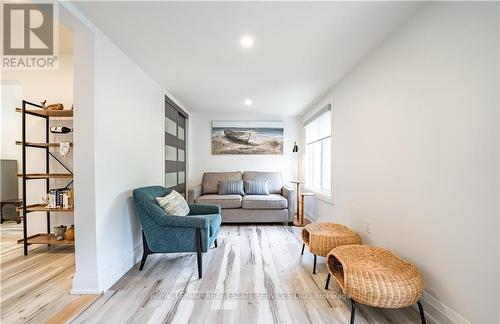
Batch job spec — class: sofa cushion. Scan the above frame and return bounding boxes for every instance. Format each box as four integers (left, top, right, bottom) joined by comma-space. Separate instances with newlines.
242, 171, 283, 194
219, 180, 244, 195
202, 172, 242, 195
242, 194, 288, 210
196, 194, 242, 209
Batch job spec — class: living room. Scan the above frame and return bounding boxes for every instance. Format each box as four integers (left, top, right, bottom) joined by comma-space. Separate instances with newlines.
0, 1, 499, 324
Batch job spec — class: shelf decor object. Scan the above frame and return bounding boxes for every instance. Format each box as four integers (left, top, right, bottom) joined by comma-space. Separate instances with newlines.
17, 100, 74, 255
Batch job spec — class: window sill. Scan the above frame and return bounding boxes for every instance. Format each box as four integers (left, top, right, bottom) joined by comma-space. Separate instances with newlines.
302, 187, 335, 206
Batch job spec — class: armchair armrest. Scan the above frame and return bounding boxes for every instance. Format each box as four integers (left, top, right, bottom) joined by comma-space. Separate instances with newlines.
153, 213, 209, 229
189, 203, 221, 215
188, 184, 202, 203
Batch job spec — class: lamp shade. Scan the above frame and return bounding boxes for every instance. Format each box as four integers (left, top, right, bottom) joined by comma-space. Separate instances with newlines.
292, 142, 299, 153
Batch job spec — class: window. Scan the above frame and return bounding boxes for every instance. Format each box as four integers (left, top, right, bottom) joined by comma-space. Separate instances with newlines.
304, 108, 331, 195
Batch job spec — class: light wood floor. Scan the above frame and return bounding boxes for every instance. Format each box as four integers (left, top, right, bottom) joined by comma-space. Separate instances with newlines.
0, 222, 97, 324
73, 225, 426, 324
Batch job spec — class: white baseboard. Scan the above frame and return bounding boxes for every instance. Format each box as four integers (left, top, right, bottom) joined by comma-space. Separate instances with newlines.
71, 272, 101, 295
71, 244, 143, 294
414, 291, 471, 324
99, 243, 143, 292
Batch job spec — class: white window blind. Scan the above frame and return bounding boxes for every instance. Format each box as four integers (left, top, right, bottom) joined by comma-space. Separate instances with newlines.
304, 108, 331, 195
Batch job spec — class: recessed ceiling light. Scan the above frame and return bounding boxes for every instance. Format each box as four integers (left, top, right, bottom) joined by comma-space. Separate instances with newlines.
244, 99, 253, 106
240, 36, 254, 48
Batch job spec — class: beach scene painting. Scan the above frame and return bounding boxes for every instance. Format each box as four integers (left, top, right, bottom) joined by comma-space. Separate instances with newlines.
212, 121, 284, 155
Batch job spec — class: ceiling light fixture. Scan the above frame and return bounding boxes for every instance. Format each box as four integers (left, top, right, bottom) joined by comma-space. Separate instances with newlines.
244, 99, 253, 106
240, 35, 254, 48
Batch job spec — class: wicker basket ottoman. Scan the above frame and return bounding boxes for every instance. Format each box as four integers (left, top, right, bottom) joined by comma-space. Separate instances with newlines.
301, 223, 362, 274
325, 245, 426, 324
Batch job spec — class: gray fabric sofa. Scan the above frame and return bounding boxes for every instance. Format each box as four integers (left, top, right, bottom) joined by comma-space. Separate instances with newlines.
188, 171, 295, 224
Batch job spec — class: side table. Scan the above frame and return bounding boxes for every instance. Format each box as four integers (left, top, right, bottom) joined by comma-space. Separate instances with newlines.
295, 191, 314, 227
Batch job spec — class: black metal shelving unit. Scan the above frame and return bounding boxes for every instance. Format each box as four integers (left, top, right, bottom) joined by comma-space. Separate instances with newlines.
17, 100, 74, 255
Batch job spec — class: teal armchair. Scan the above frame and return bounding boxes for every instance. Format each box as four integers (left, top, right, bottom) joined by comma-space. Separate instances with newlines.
133, 186, 221, 278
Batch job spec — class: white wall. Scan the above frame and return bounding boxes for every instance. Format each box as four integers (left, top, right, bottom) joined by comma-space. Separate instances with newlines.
188, 113, 301, 189
302, 3, 499, 324
1, 54, 74, 109
67, 6, 164, 293
1, 54, 74, 232
92, 35, 164, 291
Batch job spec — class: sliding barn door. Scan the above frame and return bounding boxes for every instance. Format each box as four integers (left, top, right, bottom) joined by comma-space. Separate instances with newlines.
164, 96, 188, 197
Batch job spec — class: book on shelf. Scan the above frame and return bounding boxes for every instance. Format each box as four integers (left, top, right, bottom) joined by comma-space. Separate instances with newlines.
47, 188, 73, 209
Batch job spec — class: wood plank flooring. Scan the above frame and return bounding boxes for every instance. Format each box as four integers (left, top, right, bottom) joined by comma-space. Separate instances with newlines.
0, 222, 97, 324
73, 225, 426, 324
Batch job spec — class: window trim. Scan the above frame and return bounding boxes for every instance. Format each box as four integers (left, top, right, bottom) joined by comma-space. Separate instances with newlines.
303, 103, 334, 204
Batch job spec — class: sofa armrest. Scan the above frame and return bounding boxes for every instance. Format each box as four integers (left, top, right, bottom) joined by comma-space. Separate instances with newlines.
189, 203, 221, 215
282, 185, 296, 219
188, 184, 202, 203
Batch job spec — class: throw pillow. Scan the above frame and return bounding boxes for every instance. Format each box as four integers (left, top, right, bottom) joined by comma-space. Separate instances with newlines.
218, 180, 244, 195
156, 190, 190, 216
244, 180, 269, 195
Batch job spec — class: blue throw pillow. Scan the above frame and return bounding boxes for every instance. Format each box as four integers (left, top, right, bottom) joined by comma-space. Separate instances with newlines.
218, 180, 244, 195
244, 180, 269, 195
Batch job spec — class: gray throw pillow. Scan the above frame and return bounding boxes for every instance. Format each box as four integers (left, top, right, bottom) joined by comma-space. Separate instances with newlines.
244, 180, 269, 195
218, 180, 244, 195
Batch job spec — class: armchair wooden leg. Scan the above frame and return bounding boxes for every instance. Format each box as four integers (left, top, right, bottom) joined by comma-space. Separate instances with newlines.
195, 228, 202, 279
325, 273, 331, 290
139, 231, 151, 271
214, 239, 218, 248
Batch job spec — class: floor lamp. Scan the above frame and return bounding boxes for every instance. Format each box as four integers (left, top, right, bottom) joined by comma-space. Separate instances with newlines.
292, 141, 299, 175
291, 142, 307, 226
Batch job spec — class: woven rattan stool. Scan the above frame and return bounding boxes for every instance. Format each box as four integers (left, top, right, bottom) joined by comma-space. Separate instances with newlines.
325, 245, 426, 324
301, 223, 362, 274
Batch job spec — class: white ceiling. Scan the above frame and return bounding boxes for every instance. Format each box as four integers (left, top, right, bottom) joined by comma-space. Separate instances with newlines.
72, 1, 420, 115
